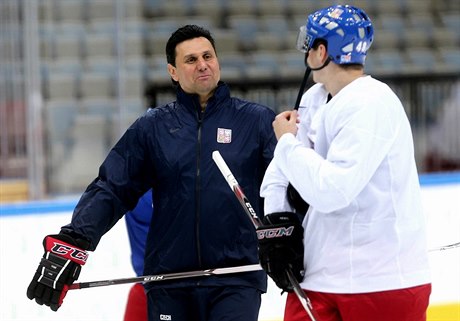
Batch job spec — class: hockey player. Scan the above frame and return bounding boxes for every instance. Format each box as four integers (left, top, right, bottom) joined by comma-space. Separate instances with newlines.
26, 25, 277, 321
256, 5, 431, 321
123, 189, 152, 321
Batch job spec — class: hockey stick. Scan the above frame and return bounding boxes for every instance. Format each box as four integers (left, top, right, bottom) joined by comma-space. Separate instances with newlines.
212, 150, 319, 321
69, 264, 262, 290
429, 241, 460, 252
286, 66, 312, 213
294, 66, 311, 110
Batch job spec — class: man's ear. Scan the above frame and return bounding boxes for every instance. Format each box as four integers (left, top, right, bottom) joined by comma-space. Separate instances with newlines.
167, 64, 178, 82
319, 44, 329, 63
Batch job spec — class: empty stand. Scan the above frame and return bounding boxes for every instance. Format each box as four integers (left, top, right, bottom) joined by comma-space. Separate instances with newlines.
247, 51, 280, 79
438, 47, 460, 71
278, 50, 306, 79
225, 0, 258, 16
404, 0, 432, 14
403, 29, 432, 48
46, 72, 79, 100
35, 0, 460, 193
218, 51, 247, 81
53, 113, 109, 192
373, 49, 408, 74
432, 28, 459, 49
255, 15, 291, 51
373, 0, 402, 15
227, 14, 260, 51
285, 0, 321, 17
258, 0, 287, 16
406, 47, 438, 73
373, 14, 406, 34
440, 12, 460, 30
84, 32, 115, 57
192, 1, 224, 27
371, 29, 401, 50
80, 69, 115, 99
52, 0, 87, 22
44, 99, 79, 189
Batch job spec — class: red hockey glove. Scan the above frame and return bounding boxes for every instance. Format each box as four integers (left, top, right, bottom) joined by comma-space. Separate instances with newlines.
26, 233, 89, 311
257, 212, 304, 292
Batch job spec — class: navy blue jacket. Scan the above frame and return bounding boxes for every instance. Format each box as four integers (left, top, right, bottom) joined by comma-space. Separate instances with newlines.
63, 82, 276, 291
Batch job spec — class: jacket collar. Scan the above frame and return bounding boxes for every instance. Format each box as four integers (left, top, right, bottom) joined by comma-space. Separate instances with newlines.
176, 81, 230, 114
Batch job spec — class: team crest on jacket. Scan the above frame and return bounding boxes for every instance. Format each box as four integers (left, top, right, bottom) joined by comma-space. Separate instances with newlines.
217, 128, 232, 143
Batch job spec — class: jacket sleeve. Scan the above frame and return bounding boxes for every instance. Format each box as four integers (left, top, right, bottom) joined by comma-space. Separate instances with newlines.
61, 119, 153, 251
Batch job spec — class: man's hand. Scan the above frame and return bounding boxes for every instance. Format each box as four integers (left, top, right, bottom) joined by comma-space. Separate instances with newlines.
273, 110, 299, 140
256, 212, 304, 292
26, 233, 89, 311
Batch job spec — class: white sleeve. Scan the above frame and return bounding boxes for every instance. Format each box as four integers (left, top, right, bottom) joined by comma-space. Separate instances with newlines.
273, 98, 400, 213
273, 133, 349, 212
260, 84, 326, 215
260, 160, 294, 215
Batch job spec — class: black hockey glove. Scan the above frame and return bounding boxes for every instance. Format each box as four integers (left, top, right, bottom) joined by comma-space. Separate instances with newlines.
287, 183, 310, 214
256, 212, 304, 292
27, 233, 89, 311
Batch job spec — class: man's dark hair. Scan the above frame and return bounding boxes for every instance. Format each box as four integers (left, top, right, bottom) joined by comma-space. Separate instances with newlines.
309, 39, 363, 70
165, 25, 217, 66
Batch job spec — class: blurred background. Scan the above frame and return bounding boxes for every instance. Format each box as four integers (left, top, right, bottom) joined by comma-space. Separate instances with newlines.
0, 0, 459, 200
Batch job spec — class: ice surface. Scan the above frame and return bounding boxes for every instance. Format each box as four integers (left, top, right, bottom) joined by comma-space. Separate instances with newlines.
1, 183, 458, 320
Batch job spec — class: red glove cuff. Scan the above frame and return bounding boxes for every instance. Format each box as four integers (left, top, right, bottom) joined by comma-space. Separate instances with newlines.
45, 236, 88, 266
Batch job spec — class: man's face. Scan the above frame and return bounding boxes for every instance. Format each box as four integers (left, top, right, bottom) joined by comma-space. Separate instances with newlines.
167, 37, 220, 98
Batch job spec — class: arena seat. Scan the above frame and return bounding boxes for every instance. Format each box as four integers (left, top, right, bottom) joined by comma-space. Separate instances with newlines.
406, 47, 438, 72
227, 14, 260, 51
246, 51, 280, 79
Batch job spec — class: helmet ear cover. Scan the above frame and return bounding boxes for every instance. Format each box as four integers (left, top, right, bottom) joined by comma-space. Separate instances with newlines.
297, 5, 374, 66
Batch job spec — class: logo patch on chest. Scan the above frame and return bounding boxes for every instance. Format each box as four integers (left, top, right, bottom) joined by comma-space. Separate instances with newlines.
217, 128, 232, 143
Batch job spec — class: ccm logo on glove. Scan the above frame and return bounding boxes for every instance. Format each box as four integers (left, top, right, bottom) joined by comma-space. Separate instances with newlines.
257, 226, 295, 239
46, 238, 88, 264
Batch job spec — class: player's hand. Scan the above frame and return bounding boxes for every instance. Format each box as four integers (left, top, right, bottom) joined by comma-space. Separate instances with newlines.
26, 233, 89, 311
273, 110, 299, 140
256, 212, 304, 292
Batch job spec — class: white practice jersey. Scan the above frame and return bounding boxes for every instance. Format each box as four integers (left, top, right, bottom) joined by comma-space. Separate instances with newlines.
261, 75, 431, 293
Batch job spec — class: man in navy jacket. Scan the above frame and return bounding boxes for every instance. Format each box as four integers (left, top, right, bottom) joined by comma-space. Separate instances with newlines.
27, 25, 277, 321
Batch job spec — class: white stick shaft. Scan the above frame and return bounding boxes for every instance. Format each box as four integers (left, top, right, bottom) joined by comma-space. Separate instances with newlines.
212, 151, 239, 190
212, 150, 263, 227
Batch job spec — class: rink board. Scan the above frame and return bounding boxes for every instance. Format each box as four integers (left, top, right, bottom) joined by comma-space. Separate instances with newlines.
0, 173, 459, 321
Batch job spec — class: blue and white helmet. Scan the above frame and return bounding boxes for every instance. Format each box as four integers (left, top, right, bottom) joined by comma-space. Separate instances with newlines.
296, 5, 374, 65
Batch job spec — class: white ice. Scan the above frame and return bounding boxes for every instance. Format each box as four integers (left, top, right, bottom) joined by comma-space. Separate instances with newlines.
0, 183, 458, 321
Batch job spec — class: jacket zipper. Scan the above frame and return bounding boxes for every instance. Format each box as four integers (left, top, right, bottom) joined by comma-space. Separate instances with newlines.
195, 108, 203, 269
